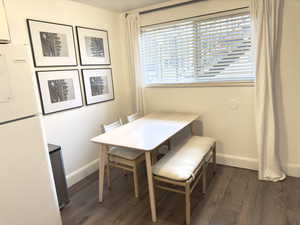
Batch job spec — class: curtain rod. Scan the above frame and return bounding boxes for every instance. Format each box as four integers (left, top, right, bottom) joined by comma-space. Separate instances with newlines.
140, 6, 249, 28
139, 0, 207, 15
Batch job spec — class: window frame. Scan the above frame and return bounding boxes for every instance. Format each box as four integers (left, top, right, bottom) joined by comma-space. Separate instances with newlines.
140, 8, 255, 87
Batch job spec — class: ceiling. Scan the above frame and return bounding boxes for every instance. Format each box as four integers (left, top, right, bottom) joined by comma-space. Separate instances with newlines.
70, 0, 172, 12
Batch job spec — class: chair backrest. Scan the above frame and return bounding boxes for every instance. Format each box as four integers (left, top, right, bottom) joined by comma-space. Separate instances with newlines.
127, 112, 141, 123
103, 119, 123, 133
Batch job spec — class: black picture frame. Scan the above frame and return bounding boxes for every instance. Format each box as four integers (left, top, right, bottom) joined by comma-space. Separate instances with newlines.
27, 19, 78, 68
81, 68, 115, 106
36, 69, 84, 115
76, 26, 111, 66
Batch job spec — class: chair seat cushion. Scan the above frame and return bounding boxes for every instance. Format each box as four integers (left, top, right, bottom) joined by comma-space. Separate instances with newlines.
109, 146, 144, 160
153, 136, 216, 181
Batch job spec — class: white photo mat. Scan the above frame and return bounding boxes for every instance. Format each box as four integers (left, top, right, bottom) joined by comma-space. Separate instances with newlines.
82, 69, 114, 105
76, 26, 111, 65
36, 70, 83, 114
27, 19, 77, 67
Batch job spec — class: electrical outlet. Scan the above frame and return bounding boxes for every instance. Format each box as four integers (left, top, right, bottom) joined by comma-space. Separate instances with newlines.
229, 99, 240, 111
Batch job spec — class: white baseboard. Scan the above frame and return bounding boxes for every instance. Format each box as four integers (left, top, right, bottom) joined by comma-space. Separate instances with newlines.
216, 153, 258, 171
65, 154, 300, 188
217, 153, 300, 178
66, 159, 99, 187
284, 163, 300, 178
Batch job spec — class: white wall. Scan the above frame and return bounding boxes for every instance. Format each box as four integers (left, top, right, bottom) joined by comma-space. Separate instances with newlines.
277, 0, 300, 173
5, 0, 300, 183
140, 0, 300, 176
5, 0, 133, 186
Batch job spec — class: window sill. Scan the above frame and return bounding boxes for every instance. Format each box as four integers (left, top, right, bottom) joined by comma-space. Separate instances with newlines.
144, 81, 255, 88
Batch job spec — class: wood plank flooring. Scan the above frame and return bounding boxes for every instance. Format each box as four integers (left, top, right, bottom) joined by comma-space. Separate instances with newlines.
61, 165, 300, 225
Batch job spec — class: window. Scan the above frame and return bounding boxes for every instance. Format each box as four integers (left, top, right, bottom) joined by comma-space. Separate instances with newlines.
140, 9, 254, 85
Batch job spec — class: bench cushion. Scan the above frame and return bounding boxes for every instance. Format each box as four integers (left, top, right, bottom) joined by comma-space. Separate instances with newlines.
153, 136, 216, 181
109, 146, 144, 160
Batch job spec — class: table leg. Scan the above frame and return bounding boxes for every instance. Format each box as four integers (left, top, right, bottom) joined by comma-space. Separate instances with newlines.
99, 144, 108, 202
145, 151, 157, 222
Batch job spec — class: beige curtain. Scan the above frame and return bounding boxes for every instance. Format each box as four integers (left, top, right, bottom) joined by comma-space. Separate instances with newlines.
125, 13, 144, 114
251, 0, 286, 181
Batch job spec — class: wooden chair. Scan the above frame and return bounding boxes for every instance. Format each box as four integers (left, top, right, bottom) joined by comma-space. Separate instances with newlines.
102, 119, 145, 198
127, 112, 142, 123
152, 136, 216, 225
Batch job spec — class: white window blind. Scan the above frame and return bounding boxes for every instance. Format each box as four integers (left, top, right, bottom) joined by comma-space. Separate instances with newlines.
140, 9, 254, 84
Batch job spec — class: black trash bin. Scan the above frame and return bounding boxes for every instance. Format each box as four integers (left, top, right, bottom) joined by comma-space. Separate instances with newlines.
48, 144, 70, 209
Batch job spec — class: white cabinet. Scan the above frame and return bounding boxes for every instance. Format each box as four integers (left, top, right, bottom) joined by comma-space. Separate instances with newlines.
0, 0, 10, 43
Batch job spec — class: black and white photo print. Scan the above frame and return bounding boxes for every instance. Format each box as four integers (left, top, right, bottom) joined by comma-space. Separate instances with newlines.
85, 36, 105, 57
76, 26, 111, 66
40, 32, 69, 57
27, 19, 77, 67
82, 68, 114, 105
36, 70, 83, 114
48, 79, 75, 103
90, 76, 109, 96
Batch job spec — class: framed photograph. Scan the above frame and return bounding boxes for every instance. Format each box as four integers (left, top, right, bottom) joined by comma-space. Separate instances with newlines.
76, 26, 111, 66
36, 70, 83, 115
27, 19, 77, 67
82, 68, 114, 105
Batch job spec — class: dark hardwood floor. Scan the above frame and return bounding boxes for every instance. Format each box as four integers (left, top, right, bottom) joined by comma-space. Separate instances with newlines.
61, 165, 300, 225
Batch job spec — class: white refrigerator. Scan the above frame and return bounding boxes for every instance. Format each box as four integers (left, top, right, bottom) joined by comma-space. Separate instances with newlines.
0, 44, 62, 225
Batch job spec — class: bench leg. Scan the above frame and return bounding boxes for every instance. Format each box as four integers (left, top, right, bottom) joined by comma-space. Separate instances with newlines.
185, 183, 191, 225
213, 145, 217, 175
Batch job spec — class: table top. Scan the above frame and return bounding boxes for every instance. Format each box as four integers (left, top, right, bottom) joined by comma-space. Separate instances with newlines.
91, 112, 199, 151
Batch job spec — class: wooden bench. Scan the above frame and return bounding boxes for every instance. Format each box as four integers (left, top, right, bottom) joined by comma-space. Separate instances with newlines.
152, 136, 216, 225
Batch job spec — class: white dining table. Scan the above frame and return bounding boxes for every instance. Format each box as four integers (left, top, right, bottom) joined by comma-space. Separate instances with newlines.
91, 112, 199, 222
